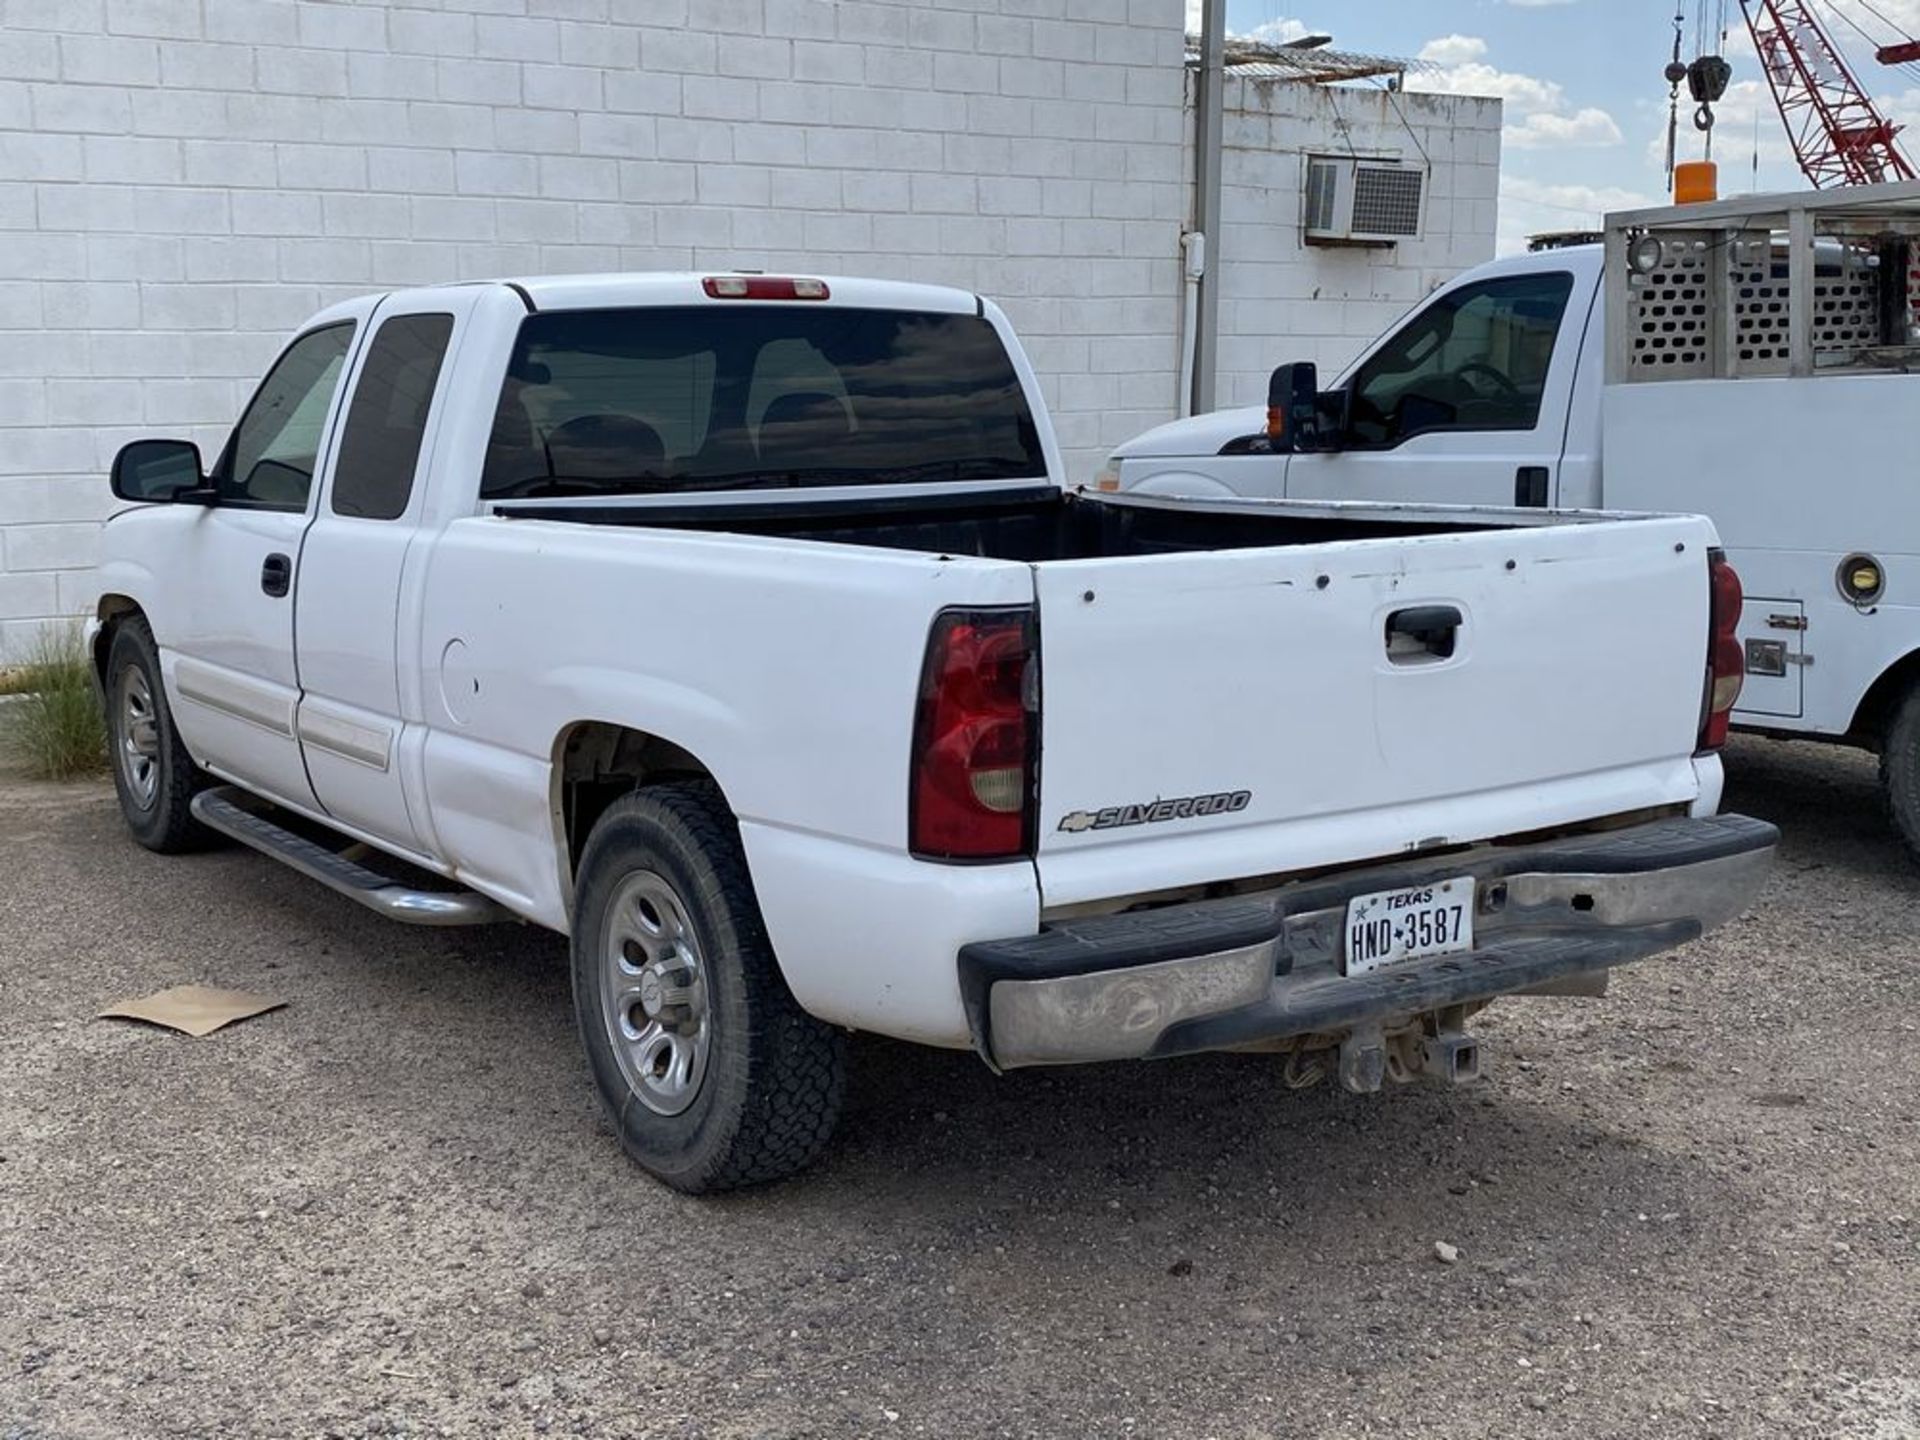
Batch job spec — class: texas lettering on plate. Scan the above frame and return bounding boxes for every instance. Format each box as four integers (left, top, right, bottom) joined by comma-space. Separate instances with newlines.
1343, 878, 1476, 975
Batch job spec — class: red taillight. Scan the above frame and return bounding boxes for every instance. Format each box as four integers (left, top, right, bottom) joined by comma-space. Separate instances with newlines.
1700, 550, 1744, 751
910, 608, 1037, 861
701, 276, 830, 300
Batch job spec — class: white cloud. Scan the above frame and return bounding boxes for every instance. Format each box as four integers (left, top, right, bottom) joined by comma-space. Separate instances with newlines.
1410, 31, 1624, 176
1241, 17, 1310, 43
1498, 175, 1658, 255
1828, 0, 1920, 32
1416, 59, 1565, 113
1507, 105, 1625, 148
1183, 1, 1311, 40
1417, 34, 1488, 67
1504, 0, 1577, 7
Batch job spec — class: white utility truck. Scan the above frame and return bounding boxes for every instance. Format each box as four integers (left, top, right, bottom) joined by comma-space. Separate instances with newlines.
93, 273, 1773, 1192
1107, 182, 1920, 856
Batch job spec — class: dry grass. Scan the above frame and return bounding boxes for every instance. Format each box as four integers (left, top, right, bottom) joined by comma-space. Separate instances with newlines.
1, 624, 107, 780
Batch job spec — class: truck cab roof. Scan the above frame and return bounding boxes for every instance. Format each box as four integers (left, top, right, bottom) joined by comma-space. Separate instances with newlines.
301, 272, 985, 330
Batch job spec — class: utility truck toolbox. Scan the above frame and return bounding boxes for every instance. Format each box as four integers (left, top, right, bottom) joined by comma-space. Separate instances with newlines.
92, 272, 1774, 1194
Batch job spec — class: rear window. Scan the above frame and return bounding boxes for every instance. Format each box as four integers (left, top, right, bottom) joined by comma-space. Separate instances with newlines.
332, 312, 454, 520
480, 306, 1046, 498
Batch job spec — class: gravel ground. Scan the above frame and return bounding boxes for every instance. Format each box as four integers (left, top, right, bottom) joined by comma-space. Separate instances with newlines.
3, 736, 1918, 1440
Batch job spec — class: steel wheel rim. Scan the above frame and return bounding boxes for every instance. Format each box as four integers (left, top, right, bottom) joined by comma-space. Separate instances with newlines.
116, 666, 161, 810
601, 869, 712, 1116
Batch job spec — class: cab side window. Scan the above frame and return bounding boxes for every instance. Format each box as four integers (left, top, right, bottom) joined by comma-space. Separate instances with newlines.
219, 322, 357, 511
1346, 273, 1574, 449
332, 313, 455, 520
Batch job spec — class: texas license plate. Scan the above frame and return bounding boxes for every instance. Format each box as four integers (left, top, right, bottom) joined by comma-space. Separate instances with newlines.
1343, 878, 1476, 975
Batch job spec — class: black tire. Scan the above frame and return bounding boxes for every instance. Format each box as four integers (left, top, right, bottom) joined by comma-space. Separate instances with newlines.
569, 780, 847, 1193
103, 616, 217, 854
1880, 682, 1920, 863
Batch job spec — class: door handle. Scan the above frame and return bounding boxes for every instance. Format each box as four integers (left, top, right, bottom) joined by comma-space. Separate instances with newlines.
1515, 465, 1550, 507
1385, 605, 1462, 662
261, 552, 291, 598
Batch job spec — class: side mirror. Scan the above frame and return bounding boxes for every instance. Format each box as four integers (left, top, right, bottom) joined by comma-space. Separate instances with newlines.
111, 439, 212, 504
1267, 363, 1345, 453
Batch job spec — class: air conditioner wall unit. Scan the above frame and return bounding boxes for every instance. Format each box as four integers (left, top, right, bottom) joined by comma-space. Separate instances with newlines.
1303, 156, 1426, 245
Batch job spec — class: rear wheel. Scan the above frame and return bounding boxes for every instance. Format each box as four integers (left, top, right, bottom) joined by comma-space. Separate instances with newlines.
569, 781, 846, 1193
104, 617, 215, 854
1880, 681, 1920, 863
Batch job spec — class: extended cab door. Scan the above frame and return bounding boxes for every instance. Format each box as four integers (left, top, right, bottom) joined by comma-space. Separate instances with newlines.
295, 294, 472, 853
1285, 262, 1599, 509
164, 316, 365, 810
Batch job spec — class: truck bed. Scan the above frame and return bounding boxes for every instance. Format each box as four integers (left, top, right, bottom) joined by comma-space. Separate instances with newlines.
492, 484, 1563, 562
488, 483, 1716, 909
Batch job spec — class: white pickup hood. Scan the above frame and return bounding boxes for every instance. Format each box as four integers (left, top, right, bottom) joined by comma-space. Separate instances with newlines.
1032, 507, 1716, 909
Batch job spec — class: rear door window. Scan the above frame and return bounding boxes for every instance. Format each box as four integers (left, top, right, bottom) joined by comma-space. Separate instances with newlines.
331, 312, 456, 520
480, 306, 1045, 498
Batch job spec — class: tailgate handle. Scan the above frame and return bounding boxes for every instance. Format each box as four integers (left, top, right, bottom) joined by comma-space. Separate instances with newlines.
1385, 605, 1462, 662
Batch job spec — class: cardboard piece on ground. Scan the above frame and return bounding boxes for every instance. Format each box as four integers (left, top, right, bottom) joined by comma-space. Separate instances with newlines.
98, 984, 286, 1037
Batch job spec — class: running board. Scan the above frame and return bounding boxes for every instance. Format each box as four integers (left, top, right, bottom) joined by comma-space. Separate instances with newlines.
190, 786, 512, 927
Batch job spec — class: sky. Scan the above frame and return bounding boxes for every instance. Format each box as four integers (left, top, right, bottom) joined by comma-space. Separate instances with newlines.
1194, 0, 1920, 253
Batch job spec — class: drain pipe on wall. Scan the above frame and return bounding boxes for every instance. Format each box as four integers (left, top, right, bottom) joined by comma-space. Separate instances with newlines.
1189, 0, 1226, 416
1177, 230, 1206, 417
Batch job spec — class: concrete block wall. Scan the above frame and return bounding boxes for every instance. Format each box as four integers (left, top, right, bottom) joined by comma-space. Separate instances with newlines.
0, 0, 1192, 660
1213, 78, 1503, 408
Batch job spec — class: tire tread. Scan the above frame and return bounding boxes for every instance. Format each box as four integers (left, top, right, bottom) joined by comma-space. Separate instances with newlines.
575, 780, 846, 1192
1880, 685, 1920, 865
106, 616, 217, 854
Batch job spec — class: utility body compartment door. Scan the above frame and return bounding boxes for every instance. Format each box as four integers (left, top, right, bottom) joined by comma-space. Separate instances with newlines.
1732, 597, 1806, 719
1029, 506, 1716, 909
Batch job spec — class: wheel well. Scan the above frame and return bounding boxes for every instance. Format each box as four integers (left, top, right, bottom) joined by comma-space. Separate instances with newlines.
1850, 650, 1920, 746
554, 722, 715, 878
91, 595, 143, 679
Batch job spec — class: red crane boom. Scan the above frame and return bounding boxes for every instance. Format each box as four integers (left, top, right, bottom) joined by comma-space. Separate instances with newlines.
1741, 0, 1917, 186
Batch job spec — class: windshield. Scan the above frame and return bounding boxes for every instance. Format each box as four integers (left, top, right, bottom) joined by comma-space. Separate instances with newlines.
480, 305, 1047, 498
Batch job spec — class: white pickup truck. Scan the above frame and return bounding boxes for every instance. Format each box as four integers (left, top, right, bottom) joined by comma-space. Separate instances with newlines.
1108, 181, 1920, 856
93, 271, 1774, 1192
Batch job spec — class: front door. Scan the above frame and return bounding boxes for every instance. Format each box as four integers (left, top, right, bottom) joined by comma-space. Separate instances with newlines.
1285, 270, 1585, 508
164, 318, 364, 810
295, 297, 470, 853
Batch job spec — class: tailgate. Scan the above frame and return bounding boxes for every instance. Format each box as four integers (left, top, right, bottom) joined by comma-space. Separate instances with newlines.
1033, 513, 1715, 908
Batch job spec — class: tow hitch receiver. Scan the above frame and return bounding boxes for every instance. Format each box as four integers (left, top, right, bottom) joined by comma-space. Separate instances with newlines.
1420, 1027, 1481, 1085
1341, 1008, 1484, 1093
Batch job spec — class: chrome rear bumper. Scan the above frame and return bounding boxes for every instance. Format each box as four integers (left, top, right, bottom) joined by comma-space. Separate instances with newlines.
960, 814, 1776, 1070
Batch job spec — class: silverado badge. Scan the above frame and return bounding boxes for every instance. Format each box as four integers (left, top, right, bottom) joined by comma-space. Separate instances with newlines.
1057, 790, 1253, 834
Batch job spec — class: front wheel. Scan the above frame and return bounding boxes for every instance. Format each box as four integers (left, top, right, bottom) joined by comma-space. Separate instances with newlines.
104, 617, 216, 854
569, 781, 847, 1193
1881, 682, 1920, 864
